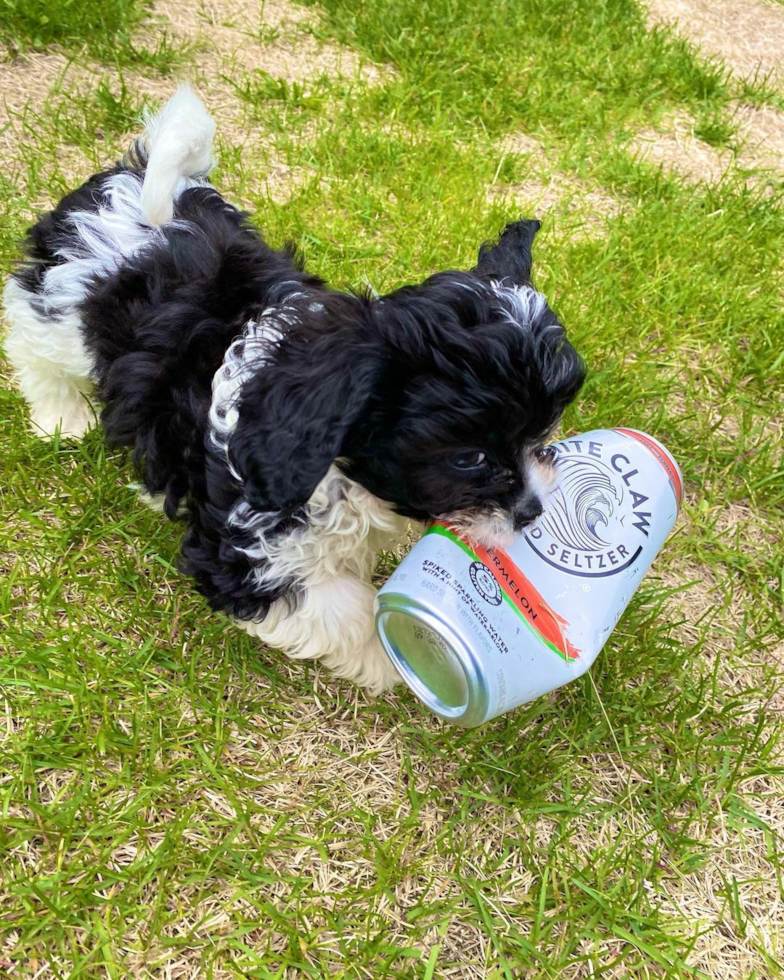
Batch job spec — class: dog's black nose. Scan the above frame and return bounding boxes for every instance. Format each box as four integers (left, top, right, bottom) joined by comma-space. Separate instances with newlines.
513, 498, 544, 530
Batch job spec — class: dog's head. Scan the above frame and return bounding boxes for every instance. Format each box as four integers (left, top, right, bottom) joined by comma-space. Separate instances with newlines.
226, 220, 585, 546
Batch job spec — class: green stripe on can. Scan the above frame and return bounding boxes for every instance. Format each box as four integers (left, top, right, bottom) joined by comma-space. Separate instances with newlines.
424, 524, 568, 661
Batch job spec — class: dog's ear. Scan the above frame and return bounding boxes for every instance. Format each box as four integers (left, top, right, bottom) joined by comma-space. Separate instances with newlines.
227, 311, 380, 513
474, 218, 541, 285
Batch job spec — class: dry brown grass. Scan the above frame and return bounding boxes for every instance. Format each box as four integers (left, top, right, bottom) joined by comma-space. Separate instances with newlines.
733, 101, 784, 175
0, 50, 75, 128
489, 133, 627, 239
0, 53, 91, 177
0, 0, 391, 206
657, 518, 783, 717
647, 0, 784, 87
629, 111, 734, 184
145, 0, 389, 151
665, 792, 784, 975
153, 0, 386, 88
627, 105, 784, 187
16, 670, 781, 980
646, 526, 784, 975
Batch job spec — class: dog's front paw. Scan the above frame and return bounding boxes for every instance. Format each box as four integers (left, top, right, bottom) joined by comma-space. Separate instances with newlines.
350, 637, 401, 696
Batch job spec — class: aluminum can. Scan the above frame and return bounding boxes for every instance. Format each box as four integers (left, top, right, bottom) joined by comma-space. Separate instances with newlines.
375, 428, 683, 727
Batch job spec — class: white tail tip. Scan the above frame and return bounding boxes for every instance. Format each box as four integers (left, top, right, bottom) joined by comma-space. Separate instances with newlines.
139, 84, 216, 226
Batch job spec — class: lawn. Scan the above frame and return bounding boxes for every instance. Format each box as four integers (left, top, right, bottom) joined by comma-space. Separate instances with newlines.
1, 0, 783, 976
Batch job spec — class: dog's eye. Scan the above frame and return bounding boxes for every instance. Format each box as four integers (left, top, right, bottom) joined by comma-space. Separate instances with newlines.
535, 446, 557, 464
452, 451, 487, 470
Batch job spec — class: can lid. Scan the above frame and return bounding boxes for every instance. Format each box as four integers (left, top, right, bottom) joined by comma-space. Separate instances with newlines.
376, 595, 490, 727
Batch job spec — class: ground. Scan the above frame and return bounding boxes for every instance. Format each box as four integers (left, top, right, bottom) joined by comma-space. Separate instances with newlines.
0, 0, 782, 977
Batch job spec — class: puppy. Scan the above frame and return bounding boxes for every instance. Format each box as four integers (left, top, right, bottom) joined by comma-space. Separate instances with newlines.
3, 88, 585, 694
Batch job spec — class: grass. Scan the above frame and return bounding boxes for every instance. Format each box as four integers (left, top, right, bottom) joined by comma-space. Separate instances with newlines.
0, 0, 146, 50
0, 0, 185, 71
1, 0, 783, 976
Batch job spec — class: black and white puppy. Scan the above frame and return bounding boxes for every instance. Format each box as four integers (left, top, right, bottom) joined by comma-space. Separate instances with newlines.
3, 88, 585, 694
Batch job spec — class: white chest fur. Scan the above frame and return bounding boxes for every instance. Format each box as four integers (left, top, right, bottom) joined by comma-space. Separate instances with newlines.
227, 465, 407, 592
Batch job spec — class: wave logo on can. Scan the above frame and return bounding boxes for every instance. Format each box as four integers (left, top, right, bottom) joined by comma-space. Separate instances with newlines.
525, 430, 682, 578
469, 561, 502, 605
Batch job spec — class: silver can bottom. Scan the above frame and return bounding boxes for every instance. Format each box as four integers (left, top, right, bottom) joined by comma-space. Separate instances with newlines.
376, 593, 490, 727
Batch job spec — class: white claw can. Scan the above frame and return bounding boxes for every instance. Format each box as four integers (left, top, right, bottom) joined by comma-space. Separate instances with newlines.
375, 428, 683, 727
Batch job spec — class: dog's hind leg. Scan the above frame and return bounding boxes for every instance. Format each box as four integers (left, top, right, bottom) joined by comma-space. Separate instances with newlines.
239, 575, 401, 695
3, 279, 96, 439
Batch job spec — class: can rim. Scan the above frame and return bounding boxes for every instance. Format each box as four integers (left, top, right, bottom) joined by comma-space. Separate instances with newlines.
375, 592, 490, 727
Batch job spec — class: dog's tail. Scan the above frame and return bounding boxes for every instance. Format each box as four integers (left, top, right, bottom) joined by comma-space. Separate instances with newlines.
124, 85, 216, 226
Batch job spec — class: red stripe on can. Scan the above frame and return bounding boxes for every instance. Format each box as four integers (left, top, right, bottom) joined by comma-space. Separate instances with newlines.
432, 522, 581, 662
473, 541, 581, 661
613, 428, 683, 509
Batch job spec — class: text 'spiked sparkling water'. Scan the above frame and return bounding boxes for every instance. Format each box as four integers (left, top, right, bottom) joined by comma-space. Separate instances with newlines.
375, 428, 682, 727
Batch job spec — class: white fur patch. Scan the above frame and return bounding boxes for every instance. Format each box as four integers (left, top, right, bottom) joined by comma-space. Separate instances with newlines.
133, 486, 188, 516
41, 172, 165, 316
207, 285, 313, 469
230, 464, 406, 589
208, 313, 284, 469
524, 453, 558, 502
238, 575, 401, 695
4, 173, 157, 438
3, 278, 96, 437
3, 159, 212, 440
440, 507, 517, 549
139, 84, 215, 225
228, 465, 409, 693
491, 281, 551, 332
